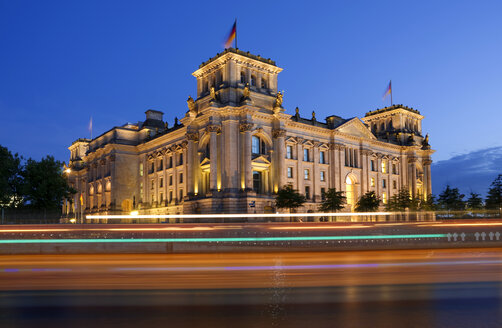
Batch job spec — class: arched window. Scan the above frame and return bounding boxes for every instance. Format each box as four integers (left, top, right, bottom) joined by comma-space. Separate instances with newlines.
240, 71, 246, 84
346, 176, 355, 207
251, 75, 256, 86
261, 77, 267, 88
380, 122, 385, 131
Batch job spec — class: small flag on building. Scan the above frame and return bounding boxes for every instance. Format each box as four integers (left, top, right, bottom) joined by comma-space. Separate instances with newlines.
224, 20, 237, 49
383, 80, 392, 105
89, 116, 93, 139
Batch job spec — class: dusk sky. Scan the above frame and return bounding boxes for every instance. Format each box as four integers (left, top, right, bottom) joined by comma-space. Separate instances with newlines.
1, 0, 501, 164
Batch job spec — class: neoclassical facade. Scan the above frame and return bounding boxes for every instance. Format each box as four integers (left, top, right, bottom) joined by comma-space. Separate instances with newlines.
63, 48, 434, 220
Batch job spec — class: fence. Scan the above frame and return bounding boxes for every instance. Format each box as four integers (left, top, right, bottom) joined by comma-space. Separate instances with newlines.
0, 208, 62, 224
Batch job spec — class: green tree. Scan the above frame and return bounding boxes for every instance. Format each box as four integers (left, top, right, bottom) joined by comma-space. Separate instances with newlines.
485, 175, 502, 212
420, 194, 437, 211
318, 188, 346, 212
437, 185, 465, 212
386, 188, 412, 211
275, 185, 306, 213
355, 191, 380, 212
466, 192, 484, 210
21, 156, 75, 209
0, 145, 23, 207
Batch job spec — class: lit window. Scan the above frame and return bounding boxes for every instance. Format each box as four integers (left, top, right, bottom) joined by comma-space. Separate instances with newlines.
139, 163, 144, 177
252, 136, 260, 155
320, 151, 325, 164
303, 149, 309, 162
304, 169, 310, 180
287, 167, 293, 178
382, 192, 387, 204
371, 177, 375, 187
320, 171, 326, 181
286, 145, 293, 159
381, 161, 387, 173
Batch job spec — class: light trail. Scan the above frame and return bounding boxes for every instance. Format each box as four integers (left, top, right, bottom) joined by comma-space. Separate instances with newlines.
0, 233, 446, 244
86, 212, 393, 220
268, 225, 369, 230
418, 223, 502, 227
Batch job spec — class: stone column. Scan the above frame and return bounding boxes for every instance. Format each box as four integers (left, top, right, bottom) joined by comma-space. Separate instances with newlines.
424, 159, 432, 197
186, 131, 199, 195
207, 125, 221, 191
329, 144, 336, 189
296, 138, 304, 193
313, 142, 320, 202
240, 123, 254, 190
272, 128, 286, 191
337, 144, 345, 191
409, 157, 417, 198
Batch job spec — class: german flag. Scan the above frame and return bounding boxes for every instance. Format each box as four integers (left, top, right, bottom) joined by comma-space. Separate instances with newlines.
383, 80, 392, 100
224, 20, 236, 49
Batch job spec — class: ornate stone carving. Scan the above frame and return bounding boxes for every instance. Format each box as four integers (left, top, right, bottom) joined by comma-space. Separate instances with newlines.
240, 122, 254, 133
423, 159, 433, 166
210, 87, 216, 100
274, 91, 283, 108
272, 129, 286, 138
180, 140, 188, 149
408, 156, 418, 164
206, 124, 221, 134
186, 96, 196, 117
242, 84, 250, 99
186, 131, 199, 142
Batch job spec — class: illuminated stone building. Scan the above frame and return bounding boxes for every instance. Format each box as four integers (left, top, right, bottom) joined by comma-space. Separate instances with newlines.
63, 48, 434, 220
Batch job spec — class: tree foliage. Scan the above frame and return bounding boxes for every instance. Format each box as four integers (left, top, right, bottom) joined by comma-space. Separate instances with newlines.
485, 175, 502, 210
0, 145, 23, 207
21, 156, 75, 209
437, 185, 465, 212
466, 192, 484, 210
355, 191, 380, 212
385, 188, 413, 211
275, 185, 306, 213
420, 194, 436, 211
318, 188, 346, 212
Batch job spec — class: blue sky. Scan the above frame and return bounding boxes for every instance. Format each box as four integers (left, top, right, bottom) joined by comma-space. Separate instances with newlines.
1, 0, 501, 164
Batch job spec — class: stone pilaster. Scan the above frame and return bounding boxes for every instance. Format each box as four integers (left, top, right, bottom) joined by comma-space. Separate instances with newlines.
240, 122, 254, 190
207, 124, 221, 191
272, 128, 286, 191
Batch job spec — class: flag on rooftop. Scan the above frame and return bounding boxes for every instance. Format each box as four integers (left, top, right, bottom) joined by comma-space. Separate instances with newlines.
383, 81, 392, 100
224, 20, 237, 49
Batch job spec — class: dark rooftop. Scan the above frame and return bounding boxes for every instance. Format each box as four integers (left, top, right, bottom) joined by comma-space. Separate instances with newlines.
365, 104, 421, 117
199, 48, 276, 69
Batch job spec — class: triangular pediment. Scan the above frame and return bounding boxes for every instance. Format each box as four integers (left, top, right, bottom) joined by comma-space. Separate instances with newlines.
251, 155, 271, 165
335, 118, 376, 140
200, 157, 210, 165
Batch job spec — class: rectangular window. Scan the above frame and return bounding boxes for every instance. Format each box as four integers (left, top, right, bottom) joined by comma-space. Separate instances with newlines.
321, 188, 326, 200
304, 169, 310, 180
287, 167, 293, 178
286, 145, 293, 159
179, 189, 184, 201
179, 173, 183, 183
179, 153, 183, 165
150, 162, 154, 174
382, 161, 387, 174
252, 136, 260, 155
392, 163, 398, 175
253, 171, 261, 193
160, 192, 164, 203
303, 149, 309, 162
393, 180, 397, 189
139, 163, 144, 177
158, 159, 163, 171
320, 151, 325, 164
169, 191, 173, 203
159, 177, 163, 188
371, 160, 376, 171
320, 171, 326, 181
382, 192, 387, 204
151, 179, 154, 190
169, 156, 173, 168
305, 186, 310, 200
382, 179, 387, 188
371, 177, 375, 187
345, 149, 349, 166
169, 175, 172, 186
140, 182, 144, 202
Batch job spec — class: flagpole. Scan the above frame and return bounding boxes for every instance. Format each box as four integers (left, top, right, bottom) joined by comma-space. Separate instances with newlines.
234, 19, 237, 49
390, 80, 393, 106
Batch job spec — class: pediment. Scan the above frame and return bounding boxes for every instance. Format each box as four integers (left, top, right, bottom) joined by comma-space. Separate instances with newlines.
335, 118, 376, 140
251, 155, 271, 165
200, 157, 210, 165
285, 136, 298, 144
